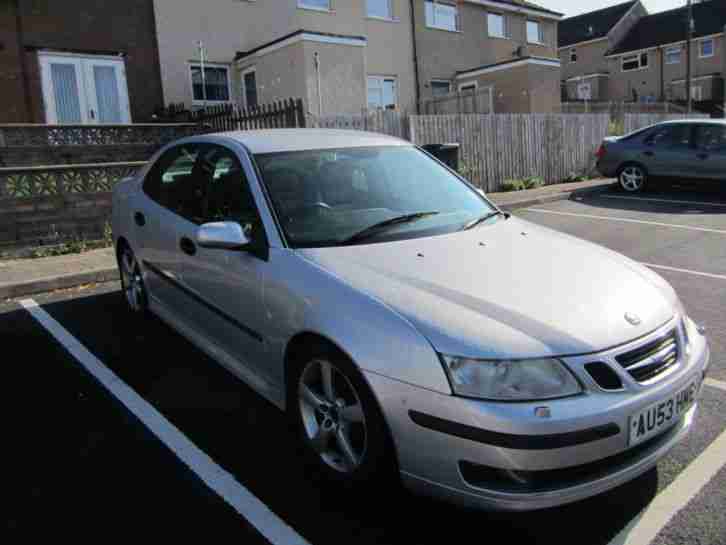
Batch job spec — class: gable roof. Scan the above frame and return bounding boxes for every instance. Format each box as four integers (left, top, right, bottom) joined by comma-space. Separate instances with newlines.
607, 1, 726, 56
475, 0, 562, 18
558, 1, 636, 48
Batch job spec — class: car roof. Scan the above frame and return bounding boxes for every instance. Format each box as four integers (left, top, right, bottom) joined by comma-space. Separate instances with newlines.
657, 118, 725, 126
206, 129, 412, 154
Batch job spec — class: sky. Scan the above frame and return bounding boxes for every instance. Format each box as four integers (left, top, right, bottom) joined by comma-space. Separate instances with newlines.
546, 0, 687, 18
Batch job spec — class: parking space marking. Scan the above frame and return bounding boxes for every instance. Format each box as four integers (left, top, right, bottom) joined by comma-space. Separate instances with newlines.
608, 426, 726, 545
705, 378, 726, 393
641, 263, 726, 281
19, 298, 310, 545
525, 208, 726, 235
601, 195, 726, 208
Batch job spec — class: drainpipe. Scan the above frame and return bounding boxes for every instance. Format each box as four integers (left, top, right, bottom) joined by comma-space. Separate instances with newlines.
313, 52, 323, 116
659, 46, 665, 102
14, 0, 32, 121
409, 0, 421, 113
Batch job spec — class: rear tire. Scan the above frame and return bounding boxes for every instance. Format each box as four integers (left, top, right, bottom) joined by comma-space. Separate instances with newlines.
287, 342, 396, 487
618, 163, 648, 193
117, 243, 149, 316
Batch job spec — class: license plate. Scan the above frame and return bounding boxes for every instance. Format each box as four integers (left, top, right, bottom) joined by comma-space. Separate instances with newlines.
629, 381, 698, 446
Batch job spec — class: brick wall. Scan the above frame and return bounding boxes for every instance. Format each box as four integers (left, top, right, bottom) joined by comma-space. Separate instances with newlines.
0, 0, 164, 123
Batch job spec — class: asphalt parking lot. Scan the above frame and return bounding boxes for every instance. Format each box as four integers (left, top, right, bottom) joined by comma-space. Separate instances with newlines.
3, 182, 726, 544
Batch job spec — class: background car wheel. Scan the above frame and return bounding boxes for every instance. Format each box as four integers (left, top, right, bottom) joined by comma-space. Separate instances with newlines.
618, 164, 647, 193
117, 243, 148, 315
288, 342, 396, 486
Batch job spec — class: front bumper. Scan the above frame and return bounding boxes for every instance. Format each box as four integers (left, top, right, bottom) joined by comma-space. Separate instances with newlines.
365, 318, 709, 511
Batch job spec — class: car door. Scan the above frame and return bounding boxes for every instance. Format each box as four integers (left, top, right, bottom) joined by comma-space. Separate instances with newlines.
639, 123, 696, 178
692, 124, 726, 180
136, 143, 201, 316
174, 144, 272, 386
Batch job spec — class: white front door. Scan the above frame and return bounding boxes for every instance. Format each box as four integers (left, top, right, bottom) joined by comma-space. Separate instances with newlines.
39, 53, 131, 124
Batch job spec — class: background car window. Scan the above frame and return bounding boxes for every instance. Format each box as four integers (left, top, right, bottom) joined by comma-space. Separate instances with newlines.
144, 145, 205, 223
200, 145, 266, 246
695, 125, 726, 153
644, 125, 691, 148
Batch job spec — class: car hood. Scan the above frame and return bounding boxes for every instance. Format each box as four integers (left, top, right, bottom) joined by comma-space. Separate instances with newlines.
299, 217, 677, 359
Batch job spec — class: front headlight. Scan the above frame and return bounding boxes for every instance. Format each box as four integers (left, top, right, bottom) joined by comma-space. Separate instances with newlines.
440, 355, 582, 401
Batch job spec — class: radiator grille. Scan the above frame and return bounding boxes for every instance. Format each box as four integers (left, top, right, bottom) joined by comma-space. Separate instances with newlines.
615, 329, 679, 382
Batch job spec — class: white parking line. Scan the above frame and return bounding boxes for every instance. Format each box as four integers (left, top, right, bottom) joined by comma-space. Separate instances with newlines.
602, 195, 726, 208
608, 428, 726, 545
641, 263, 726, 281
526, 208, 726, 235
705, 377, 726, 393
19, 298, 310, 545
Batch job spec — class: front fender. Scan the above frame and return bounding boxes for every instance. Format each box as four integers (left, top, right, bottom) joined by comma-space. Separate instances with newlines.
264, 249, 451, 395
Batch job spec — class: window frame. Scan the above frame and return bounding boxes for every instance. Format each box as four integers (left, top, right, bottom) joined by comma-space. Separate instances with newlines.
699, 38, 714, 59
487, 12, 507, 39
526, 20, 544, 45
430, 79, 452, 97
665, 46, 681, 65
189, 63, 232, 105
425, 0, 460, 32
458, 81, 478, 93
366, 0, 392, 20
621, 52, 649, 72
241, 66, 258, 109
297, 0, 331, 12
367, 75, 398, 110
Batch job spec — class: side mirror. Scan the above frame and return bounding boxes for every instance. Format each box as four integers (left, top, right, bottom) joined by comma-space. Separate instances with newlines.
196, 221, 250, 250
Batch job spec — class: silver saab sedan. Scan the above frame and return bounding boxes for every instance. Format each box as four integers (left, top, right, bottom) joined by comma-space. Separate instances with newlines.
112, 129, 710, 511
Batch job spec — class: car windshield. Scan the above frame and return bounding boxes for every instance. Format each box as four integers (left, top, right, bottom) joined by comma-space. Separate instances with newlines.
254, 146, 496, 248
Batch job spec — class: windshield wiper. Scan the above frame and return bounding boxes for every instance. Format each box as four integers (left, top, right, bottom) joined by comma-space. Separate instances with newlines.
342, 211, 439, 245
462, 210, 507, 231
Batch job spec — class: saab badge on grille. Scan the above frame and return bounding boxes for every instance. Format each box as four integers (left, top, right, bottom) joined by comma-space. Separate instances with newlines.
625, 312, 642, 326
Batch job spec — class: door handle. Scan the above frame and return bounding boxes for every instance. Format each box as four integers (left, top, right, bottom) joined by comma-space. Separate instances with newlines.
643, 151, 655, 157
134, 212, 145, 226
179, 237, 197, 256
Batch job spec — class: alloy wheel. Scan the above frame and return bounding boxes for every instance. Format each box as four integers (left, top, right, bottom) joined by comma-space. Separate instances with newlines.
298, 359, 367, 474
620, 166, 645, 192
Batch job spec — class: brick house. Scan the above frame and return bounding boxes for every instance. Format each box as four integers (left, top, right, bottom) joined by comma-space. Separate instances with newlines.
560, 0, 726, 112
0, 0, 164, 124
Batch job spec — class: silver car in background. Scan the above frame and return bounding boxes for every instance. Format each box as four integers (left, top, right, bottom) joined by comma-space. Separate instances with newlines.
112, 130, 709, 511
597, 119, 726, 192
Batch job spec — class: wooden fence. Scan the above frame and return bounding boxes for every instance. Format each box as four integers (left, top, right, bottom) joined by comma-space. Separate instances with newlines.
192, 98, 306, 132
308, 110, 408, 139
409, 114, 611, 191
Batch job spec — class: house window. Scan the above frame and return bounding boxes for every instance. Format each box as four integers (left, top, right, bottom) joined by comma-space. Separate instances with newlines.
569, 49, 577, 63
487, 13, 506, 38
691, 85, 703, 101
699, 39, 714, 58
367, 76, 397, 109
527, 20, 543, 44
665, 46, 681, 65
622, 52, 648, 72
367, 0, 392, 19
458, 82, 477, 93
242, 68, 258, 108
431, 80, 451, 97
190, 64, 230, 103
425, 1, 459, 32
298, 0, 330, 11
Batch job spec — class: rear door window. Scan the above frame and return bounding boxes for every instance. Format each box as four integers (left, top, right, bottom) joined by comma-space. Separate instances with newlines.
695, 125, 726, 154
643, 125, 692, 149
143, 145, 204, 223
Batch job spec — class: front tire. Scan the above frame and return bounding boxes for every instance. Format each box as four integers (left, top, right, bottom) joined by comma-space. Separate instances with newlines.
618, 164, 647, 192
118, 243, 148, 315
288, 344, 395, 486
